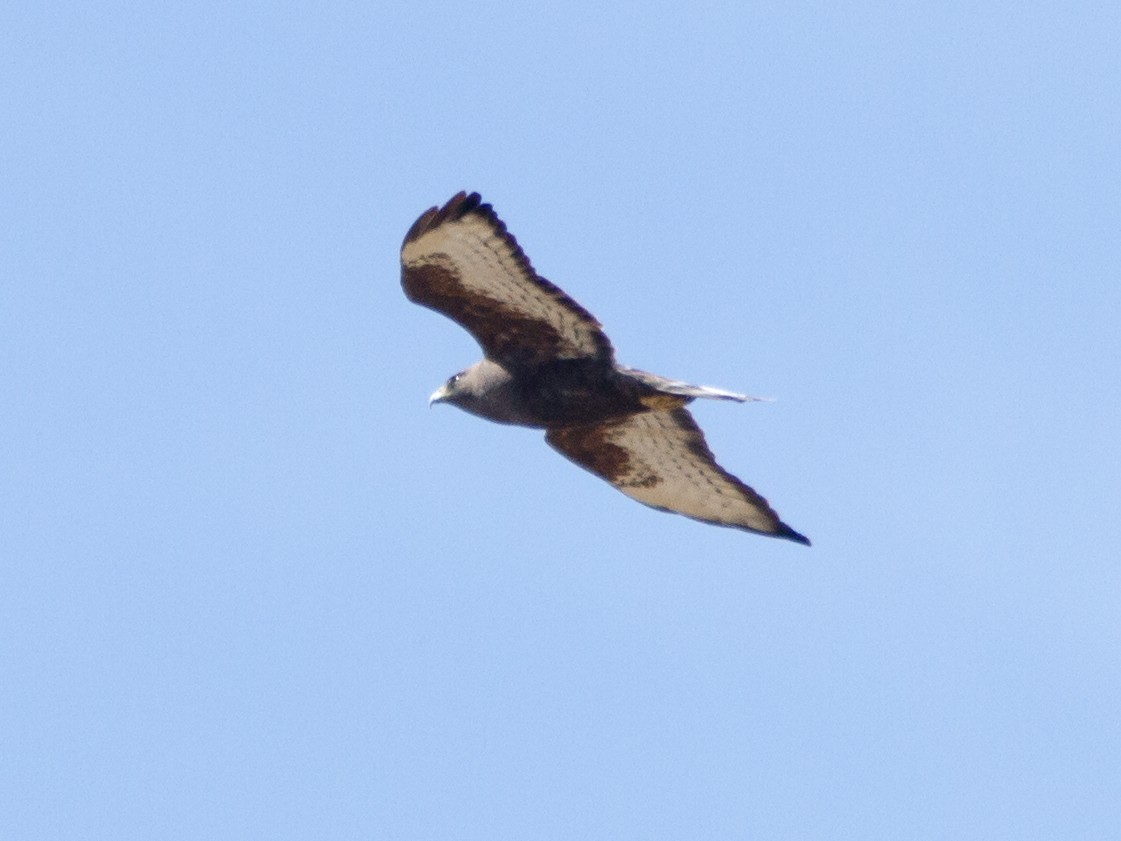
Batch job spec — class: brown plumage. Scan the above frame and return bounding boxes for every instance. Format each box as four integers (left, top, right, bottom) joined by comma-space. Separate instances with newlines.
401, 192, 809, 544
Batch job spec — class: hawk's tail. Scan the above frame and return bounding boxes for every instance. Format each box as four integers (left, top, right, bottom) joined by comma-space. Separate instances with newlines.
620, 367, 773, 403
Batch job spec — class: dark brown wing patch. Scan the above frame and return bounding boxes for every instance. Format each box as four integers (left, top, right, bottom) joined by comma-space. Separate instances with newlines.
546, 408, 810, 543
401, 192, 614, 370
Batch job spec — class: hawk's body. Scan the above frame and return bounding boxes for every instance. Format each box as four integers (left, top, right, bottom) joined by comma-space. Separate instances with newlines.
401, 192, 809, 545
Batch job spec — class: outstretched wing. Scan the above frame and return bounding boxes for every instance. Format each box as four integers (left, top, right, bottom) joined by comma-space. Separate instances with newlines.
546, 408, 810, 543
401, 192, 614, 370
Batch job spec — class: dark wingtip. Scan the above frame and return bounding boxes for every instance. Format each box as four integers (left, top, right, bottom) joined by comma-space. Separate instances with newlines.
776, 522, 812, 546
401, 191, 486, 248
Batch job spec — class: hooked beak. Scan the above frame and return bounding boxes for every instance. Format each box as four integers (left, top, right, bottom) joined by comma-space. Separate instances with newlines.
428, 383, 451, 407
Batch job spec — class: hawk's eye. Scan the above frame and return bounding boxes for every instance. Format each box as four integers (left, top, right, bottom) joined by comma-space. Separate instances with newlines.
450, 373, 462, 385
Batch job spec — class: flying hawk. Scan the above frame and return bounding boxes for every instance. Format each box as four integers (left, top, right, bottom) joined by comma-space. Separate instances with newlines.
400, 192, 809, 545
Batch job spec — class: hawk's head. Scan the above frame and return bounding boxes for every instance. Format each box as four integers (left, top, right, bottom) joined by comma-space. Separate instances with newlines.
427, 359, 537, 427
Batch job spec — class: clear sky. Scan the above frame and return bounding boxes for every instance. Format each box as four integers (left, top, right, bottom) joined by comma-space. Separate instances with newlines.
3, 2, 1118, 839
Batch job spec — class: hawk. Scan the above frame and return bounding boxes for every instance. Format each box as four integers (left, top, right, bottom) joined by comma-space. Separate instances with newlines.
401, 192, 809, 545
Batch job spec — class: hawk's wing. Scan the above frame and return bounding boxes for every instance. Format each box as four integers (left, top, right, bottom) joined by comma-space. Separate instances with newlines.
546, 408, 810, 544
401, 192, 614, 370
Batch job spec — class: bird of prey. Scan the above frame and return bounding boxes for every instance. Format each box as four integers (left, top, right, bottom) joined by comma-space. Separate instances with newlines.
400, 192, 809, 544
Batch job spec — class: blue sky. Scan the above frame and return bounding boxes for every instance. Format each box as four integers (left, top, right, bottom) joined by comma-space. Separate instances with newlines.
3, 1, 1118, 838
